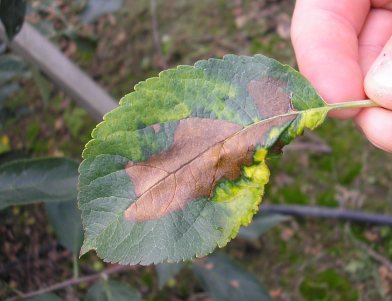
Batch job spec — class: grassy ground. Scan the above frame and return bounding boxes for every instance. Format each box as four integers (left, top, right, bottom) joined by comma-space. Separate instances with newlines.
1, 0, 392, 300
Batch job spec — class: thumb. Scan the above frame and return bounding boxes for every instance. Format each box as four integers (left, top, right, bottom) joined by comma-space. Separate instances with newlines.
365, 35, 392, 109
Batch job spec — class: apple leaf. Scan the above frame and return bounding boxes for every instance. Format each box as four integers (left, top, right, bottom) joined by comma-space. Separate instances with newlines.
238, 213, 291, 241
84, 279, 140, 301
0, 0, 27, 40
156, 262, 184, 289
27, 293, 63, 301
80, 0, 123, 24
79, 54, 329, 264
0, 158, 78, 210
193, 253, 271, 301
46, 199, 83, 255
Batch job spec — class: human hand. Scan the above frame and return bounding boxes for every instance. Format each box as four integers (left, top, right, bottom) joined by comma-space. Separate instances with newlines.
291, 0, 392, 152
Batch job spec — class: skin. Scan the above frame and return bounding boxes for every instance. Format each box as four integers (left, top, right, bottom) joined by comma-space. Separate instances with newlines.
291, 0, 392, 152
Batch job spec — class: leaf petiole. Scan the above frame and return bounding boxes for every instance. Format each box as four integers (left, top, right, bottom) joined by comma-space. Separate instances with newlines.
327, 99, 380, 110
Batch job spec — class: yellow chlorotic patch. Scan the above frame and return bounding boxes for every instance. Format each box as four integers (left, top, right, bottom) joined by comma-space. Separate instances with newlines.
253, 148, 267, 162
212, 148, 270, 244
288, 108, 328, 138
264, 126, 282, 145
301, 108, 328, 130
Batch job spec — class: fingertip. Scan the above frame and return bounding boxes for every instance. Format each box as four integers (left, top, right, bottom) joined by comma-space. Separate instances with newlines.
364, 36, 392, 110
291, 1, 368, 119
298, 52, 364, 119
355, 107, 392, 152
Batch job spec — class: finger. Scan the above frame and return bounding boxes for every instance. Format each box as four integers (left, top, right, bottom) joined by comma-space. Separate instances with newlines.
359, 9, 392, 75
360, 8, 392, 109
356, 8, 392, 152
365, 35, 392, 109
371, 0, 392, 9
291, 0, 369, 118
356, 108, 392, 152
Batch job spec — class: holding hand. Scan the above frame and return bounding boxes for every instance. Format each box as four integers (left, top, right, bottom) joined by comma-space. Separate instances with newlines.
291, 0, 392, 152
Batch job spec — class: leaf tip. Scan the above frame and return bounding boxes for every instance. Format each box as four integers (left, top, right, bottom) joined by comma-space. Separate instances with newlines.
80, 241, 94, 258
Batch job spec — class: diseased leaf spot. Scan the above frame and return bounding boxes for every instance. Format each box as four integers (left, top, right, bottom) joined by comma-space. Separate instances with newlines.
152, 124, 161, 133
123, 116, 294, 222
248, 77, 295, 118
79, 54, 328, 265
124, 118, 241, 222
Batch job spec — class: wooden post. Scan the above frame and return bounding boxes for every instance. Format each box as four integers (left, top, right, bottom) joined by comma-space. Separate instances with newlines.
0, 23, 118, 120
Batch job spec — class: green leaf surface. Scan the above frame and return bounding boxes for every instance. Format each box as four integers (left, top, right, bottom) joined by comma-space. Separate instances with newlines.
156, 262, 184, 289
27, 293, 63, 301
0, 158, 78, 210
81, 0, 123, 24
79, 54, 329, 264
31, 67, 51, 108
0, 83, 20, 104
0, 0, 27, 40
46, 199, 83, 255
84, 279, 140, 301
193, 253, 271, 301
0, 54, 31, 82
238, 213, 291, 241
0, 150, 28, 166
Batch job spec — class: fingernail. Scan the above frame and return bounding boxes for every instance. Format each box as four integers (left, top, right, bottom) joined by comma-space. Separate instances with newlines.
370, 140, 392, 153
365, 39, 392, 107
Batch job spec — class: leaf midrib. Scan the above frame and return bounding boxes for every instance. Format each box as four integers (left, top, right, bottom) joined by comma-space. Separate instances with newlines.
125, 106, 329, 207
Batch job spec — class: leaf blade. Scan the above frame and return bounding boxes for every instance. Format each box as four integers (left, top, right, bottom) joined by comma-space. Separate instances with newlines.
193, 253, 271, 301
80, 0, 123, 24
79, 54, 328, 264
0, 157, 78, 210
238, 213, 291, 241
156, 262, 184, 289
84, 279, 140, 301
45, 199, 83, 255
0, 0, 27, 40
27, 293, 63, 301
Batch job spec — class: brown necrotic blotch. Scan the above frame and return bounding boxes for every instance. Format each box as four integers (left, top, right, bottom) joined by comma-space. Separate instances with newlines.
123, 115, 295, 222
248, 77, 295, 118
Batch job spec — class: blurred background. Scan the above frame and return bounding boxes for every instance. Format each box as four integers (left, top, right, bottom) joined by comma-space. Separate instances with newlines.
1, 0, 392, 300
